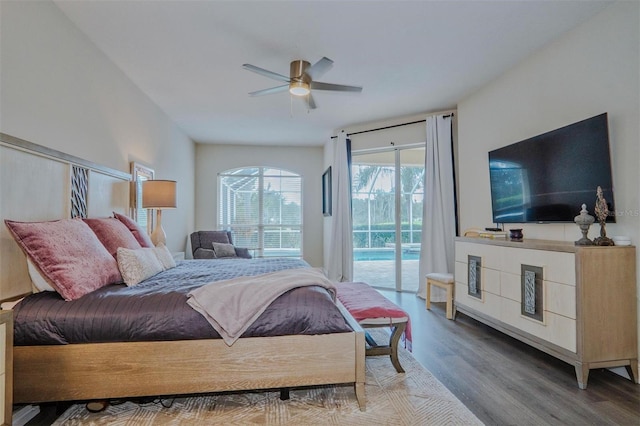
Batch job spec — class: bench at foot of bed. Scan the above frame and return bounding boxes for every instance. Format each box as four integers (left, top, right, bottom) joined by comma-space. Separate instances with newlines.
336, 282, 411, 373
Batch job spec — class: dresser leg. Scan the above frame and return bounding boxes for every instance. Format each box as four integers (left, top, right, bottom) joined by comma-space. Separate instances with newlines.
575, 362, 589, 389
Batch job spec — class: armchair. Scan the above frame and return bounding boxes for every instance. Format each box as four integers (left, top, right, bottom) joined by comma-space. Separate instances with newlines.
190, 231, 252, 259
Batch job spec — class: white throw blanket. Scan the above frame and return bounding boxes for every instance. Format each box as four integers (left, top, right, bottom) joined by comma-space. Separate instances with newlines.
187, 267, 336, 346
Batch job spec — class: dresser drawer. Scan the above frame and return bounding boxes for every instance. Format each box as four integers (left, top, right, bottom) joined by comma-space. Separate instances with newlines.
500, 249, 576, 286
501, 297, 576, 352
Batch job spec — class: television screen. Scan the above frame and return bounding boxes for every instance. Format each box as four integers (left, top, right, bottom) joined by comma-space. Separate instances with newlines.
488, 113, 615, 223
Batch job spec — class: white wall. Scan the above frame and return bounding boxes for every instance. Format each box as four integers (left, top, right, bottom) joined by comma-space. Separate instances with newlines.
458, 1, 638, 242
195, 143, 324, 267
0, 0, 195, 253
347, 113, 429, 152
457, 0, 639, 356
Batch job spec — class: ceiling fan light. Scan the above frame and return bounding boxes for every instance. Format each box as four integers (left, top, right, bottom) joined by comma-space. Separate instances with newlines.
289, 81, 310, 96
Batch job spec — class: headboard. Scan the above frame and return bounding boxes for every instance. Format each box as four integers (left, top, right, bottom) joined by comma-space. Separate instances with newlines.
0, 133, 131, 301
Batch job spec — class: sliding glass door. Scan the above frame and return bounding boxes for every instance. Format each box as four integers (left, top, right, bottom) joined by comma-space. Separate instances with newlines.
351, 146, 424, 292
352, 150, 397, 290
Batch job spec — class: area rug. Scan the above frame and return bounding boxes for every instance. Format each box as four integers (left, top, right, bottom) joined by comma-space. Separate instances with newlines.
53, 329, 482, 425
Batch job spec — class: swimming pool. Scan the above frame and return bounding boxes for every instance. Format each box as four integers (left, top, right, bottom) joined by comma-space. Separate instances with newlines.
353, 248, 420, 261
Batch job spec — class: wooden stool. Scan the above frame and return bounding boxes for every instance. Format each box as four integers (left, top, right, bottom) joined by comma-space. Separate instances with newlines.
426, 273, 455, 320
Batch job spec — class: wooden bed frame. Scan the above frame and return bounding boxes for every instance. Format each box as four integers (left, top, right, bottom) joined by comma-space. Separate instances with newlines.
13, 304, 366, 408
0, 133, 366, 410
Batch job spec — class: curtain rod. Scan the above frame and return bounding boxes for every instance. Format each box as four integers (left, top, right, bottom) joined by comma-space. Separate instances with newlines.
331, 113, 454, 139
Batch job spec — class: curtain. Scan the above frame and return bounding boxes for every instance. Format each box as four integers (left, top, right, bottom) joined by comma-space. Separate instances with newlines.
418, 114, 455, 301
327, 131, 353, 282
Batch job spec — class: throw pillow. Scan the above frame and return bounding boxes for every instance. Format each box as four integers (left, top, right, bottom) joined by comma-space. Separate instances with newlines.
84, 217, 142, 258
5, 218, 122, 301
154, 243, 177, 270
113, 212, 154, 248
212, 242, 237, 258
116, 247, 164, 286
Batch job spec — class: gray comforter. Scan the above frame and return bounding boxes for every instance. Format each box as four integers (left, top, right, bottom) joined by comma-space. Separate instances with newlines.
13, 258, 352, 345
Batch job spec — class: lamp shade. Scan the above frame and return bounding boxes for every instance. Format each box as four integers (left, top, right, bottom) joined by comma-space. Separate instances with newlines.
142, 180, 177, 209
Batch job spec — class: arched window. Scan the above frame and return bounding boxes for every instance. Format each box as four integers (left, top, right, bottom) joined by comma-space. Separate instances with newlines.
219, 167, 302, 258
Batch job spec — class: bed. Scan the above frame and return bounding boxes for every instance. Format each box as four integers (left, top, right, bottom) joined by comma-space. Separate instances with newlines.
0, 132, 366, 410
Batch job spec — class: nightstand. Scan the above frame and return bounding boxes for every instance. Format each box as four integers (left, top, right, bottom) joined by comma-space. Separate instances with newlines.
172, 252, 185, 261
0, 310, 13, 425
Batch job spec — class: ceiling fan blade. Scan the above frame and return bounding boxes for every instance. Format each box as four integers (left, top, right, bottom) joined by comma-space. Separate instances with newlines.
306, 93, 317, 110
248, 84, 289, 96
311, 81, 362, 93
242, 64, 291, 83
306, 57, 333, 80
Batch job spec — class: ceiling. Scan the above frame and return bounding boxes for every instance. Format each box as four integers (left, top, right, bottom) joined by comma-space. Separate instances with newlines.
53, 0, 612, 147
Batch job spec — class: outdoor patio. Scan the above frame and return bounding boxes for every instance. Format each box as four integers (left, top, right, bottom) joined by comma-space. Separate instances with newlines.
353, 259, 420, 293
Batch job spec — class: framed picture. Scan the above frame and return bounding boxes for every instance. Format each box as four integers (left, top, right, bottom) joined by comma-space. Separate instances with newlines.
322, 166, 332, 217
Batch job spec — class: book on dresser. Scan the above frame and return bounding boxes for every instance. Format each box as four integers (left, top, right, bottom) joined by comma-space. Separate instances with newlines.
454, 236, 638, 390
478, 230, 508, 239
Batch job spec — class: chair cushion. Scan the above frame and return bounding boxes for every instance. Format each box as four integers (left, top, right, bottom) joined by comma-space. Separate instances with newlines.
193, 248, 216, 259
234, 247, 252, 259
212, 242, 237, 258
426, 272, 454, 283
199, 231, 232, 246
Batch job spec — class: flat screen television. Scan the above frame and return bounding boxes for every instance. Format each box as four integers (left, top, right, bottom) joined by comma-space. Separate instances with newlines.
488, 113, 615, 223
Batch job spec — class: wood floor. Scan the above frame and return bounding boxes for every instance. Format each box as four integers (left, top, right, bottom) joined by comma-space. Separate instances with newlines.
378, 289, 640, 426
21, 289, 640, 425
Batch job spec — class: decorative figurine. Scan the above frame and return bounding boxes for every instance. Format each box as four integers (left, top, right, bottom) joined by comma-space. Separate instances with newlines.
509, 228, 523, 241
574, 204, 594, 246
593, 186, 614, 246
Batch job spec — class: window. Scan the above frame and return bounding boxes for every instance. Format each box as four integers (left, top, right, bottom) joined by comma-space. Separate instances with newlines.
219, 167, 302, 258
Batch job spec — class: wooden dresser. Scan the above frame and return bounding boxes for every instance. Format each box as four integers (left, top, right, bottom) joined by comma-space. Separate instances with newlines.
0, 310, 12, 425
454, 237, 638, 389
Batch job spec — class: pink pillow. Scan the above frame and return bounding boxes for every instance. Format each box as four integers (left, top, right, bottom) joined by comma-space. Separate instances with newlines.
5, 218, 122, 301
84, 217, 142, 257
113, 212, 154, 248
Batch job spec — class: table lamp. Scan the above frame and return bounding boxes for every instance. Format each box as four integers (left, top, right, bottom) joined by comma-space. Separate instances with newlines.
142, 180, 177, 246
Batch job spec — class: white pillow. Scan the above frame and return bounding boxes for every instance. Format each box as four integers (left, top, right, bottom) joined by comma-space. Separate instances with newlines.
154, 243, 177, 270
116, 247, 164, 286
27, 258, 56, 293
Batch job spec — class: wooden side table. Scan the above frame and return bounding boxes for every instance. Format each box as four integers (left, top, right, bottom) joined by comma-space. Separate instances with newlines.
172, 252, 185, 261
0, 310, 13, 425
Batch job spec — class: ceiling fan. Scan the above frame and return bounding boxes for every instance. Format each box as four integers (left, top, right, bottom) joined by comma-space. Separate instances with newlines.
242, 57, 362, 109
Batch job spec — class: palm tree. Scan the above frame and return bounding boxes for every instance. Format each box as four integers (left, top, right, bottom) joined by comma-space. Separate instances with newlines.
352, 163, 425, 246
